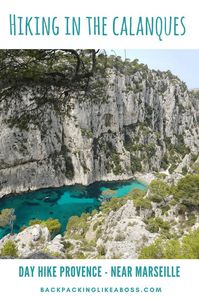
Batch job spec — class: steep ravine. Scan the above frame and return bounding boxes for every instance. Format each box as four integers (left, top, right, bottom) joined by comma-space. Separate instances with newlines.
0, 60, 198, 198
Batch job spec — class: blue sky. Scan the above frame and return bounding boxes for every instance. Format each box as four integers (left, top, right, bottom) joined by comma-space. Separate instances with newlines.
107, 50, 199, 89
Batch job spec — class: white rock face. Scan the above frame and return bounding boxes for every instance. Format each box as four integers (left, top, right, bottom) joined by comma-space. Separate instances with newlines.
32, 226, 42, 241
0, 69, 198, 197
0, 224, 50, 257
135, 172, 156, 185
45, 234, 65, 257
96, 201, 157, 258
0, 225, 68, 258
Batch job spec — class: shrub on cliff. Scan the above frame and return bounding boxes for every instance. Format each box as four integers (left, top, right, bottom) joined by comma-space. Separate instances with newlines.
145, 217, 170, 233
66, 213, 89, 239
0, 208, 16, 234
139, 238, 165, 259
139, 229, 199, 259
100, 197, 127, 214
148, 179, 170, 203
174, 174, 199, 208
29, 219, 42, 226
44, 219, 61, 236
181, 229, 199, 258
29, 218, 61, 236
131, 189, 151, 210
0, 240, 18, 257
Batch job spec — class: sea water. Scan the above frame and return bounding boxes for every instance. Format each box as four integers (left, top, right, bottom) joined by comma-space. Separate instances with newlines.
0, 180, 146, 239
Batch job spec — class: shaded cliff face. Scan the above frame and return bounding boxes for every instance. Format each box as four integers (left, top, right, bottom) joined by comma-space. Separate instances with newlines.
0, 57, 198, 197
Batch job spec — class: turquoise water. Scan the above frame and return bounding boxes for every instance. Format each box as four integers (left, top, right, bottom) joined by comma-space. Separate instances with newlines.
0, 180, 146, 239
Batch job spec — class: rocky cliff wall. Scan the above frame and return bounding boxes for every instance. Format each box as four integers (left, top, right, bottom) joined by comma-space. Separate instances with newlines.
0, 61, 198, 197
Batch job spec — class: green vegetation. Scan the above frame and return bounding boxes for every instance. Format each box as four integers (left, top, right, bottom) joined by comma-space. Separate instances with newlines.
130, 155, 143, 173
101, 189, 116, 198
186, 214, 197, 226
29, 218, 61, 236
60, 144, 74, 179
145, 217, 170, 233
100, 197, 127, 214
49, 145, 74, 180
29, 168, 199, 258
0, 208, 16, 234
0, 209, 15, 227
174, 174, 199, 208
44, 219, 61, 236
0, 50, 109, 133
0, 240, 18, 257
64, 155, 74, 179
165, 70, 181, 82
102, 140, 123, 175
81, 128, 93, 138
145, 143, 156, 158
139, 229, 199, 259
164, 135, 191, 173
66, 213, 89, 239
0, 172, 198, 260
0, 50, 101, 89
99, 188, 149, 216
106, 56, 148, 76
168, 163, 178, 174
29, 219, 42, 226
160, 154, 169, 170
97, 244, 106, 256
173, 135, 190, 157
148, 179, 170, 202
115, 232, 126, 241
131, 189, 151, 210
111, 152, 123, 175
191, 160, 199, 174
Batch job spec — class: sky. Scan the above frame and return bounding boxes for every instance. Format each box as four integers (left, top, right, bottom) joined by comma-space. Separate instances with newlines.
106, 50, 199, 89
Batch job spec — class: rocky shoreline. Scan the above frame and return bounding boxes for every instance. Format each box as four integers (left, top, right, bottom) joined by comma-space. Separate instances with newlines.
0, 171, 198, 259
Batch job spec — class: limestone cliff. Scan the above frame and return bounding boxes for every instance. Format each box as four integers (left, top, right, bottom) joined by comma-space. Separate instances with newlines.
0, 54, 198, 197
